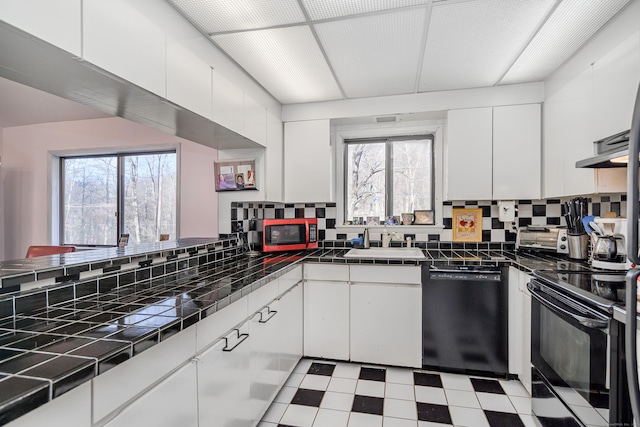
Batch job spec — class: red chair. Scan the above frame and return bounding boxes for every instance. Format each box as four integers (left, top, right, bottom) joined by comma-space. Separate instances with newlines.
26, 245, 76, 258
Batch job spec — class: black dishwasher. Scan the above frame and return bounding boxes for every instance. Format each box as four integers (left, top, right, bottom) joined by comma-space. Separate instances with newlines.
422, 265, 508, 376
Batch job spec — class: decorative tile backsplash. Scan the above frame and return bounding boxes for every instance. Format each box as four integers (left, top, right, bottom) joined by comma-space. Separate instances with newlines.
230, 194, 626, 243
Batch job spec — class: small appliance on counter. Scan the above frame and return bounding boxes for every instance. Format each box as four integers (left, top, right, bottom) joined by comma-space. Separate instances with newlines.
516, 225, 569, 254
247, 218, 318, 253
588, 217, 630, 271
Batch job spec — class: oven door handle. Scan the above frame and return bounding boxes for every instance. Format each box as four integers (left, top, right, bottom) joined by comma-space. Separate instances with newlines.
528, 284, 609, 329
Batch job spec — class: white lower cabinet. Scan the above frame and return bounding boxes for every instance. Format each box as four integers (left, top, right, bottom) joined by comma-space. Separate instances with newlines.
507, 267, 533, 394
198, 323, 252, 427
197, 282, 303, 427
350, 282, 422, 368
249, 301, 283, 424
303, 280, 350, 360
519, 272, 533, 394
105, 362, 198, 427
277, 282, 304, 379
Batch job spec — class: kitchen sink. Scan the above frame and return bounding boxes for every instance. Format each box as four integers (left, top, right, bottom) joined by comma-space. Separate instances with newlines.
344, 247, 426, 259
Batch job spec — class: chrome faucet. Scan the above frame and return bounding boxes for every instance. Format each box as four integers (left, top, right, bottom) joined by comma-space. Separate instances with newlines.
381, 227, 400, 248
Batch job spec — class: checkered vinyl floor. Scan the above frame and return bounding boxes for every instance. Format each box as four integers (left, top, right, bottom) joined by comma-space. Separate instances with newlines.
259, 358, 536, 427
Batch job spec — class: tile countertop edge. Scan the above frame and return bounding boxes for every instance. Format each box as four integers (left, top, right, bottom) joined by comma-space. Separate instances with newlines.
0, 242, 578, 426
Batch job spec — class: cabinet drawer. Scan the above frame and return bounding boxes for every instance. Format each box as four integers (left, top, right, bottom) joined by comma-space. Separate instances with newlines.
304, 264, 349, 282
349, 265, 420, 285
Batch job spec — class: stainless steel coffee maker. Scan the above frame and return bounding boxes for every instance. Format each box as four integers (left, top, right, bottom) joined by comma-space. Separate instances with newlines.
590, 218, 629, 270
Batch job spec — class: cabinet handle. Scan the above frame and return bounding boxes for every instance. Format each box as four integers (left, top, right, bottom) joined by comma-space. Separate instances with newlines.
259, 307, 277, 323
223, 329, 249, 352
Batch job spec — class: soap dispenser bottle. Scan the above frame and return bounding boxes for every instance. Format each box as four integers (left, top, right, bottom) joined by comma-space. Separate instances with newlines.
363, 228, 370, 249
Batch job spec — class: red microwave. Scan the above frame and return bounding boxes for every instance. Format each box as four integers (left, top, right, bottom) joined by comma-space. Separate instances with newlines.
260, 218, 318, 252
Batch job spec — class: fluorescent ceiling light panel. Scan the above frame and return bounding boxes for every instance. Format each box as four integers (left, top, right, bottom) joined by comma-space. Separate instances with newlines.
166, 0, 305, 33
419, 0, 556, 92
212, 26, 343, 104
302, 0, 431, 20
501, 0, 631, 84
315, 9, 426, 98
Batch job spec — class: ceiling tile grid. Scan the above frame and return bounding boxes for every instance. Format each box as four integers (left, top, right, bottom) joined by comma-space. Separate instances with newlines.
164, 0, 633, 104
315, 8, 427, 98
212, 26, 343, 104
302, 0, 431, 21
167, 0, 305, 34
501, 0, 632, 84
419, 0, 557, 92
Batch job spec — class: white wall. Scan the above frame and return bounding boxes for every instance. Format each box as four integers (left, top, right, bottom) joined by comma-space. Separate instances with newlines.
282, 82, 544, 122
1, 117, 218, 260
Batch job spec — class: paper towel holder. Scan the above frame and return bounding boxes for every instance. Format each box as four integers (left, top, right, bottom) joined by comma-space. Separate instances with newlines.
498, 200, 516, 222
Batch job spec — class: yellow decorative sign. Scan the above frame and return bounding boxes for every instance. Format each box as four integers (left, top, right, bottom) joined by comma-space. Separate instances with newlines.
452, 208, 482, 242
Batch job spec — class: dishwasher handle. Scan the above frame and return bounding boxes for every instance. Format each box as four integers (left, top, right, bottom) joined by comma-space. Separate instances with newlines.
428, 267, 503, 282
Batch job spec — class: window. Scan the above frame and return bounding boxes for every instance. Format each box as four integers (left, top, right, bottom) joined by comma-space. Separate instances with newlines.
344, 135, 434, 223
61, 152, 177, 246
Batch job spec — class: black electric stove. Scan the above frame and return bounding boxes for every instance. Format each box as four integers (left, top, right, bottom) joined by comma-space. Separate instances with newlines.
533, 269, 629, 314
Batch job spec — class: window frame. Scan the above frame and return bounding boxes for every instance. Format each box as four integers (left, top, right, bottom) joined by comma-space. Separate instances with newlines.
334, 122, 444, 230
59, 149, 177, 247
343, 134, 435, 223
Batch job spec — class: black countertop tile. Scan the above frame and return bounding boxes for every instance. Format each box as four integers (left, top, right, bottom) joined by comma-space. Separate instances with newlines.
0, 238, 584, 425
0, 375, 50, 425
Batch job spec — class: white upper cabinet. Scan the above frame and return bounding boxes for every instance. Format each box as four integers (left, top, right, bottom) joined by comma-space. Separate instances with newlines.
447, 105, 541, 200
83, 0, 166, 97
166, 42, 213, 120
543, 32, 638, 198
493, 104, 541, 200
446, 108, 493, 200
0, 0, 81, 56
592, 31, 640, 141
543, 68, 595, 198
244, 93, 267, 147
265, 109, 284, 202
213, 71, 244, 135
284, 119, 332, 202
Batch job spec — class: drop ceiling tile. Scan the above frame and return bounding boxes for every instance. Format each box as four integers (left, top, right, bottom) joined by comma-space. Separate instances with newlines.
212, 26, 343, 104
315, 8, 426, 99
167, 0, 305, 33
302, 0, 430, 21
500, 0, 631, 84
419, 0, 556, 92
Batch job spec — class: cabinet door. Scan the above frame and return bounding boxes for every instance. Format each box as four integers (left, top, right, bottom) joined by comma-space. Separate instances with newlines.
519, 271, 532, 395
265, 110, 284, 202
244, 93, 267, 146
493, 104, 541, 200
83, 0, 166, 97
213, 71, 244, 135
544, 68, 596, 198
284, 120, 332, 202
350, 282, 422, 368
105, 363, 198, 427
249, 302, 282, 424
197, 324, 251, 427
6, 382, 91, 427
592, 31, 640, 141
0, 0, 81, 56
303, 280, 349, 360
446, 108, 493, 200
277, 282, 303, 378
166, 41, 213, 120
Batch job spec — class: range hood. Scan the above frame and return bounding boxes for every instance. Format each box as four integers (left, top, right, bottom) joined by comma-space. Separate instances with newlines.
575, 129, 630, 168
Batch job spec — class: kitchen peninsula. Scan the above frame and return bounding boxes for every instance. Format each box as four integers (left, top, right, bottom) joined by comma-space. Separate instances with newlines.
0, 236, 584, 427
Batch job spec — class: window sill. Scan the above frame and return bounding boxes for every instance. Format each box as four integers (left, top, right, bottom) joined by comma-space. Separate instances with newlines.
335, 225, 444, 233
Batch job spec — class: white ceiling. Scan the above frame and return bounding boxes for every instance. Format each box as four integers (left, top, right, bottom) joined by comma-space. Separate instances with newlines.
167, 0, 632, 104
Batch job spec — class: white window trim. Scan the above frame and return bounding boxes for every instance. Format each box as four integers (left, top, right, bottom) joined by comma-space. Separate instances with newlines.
333, 120, 445, 234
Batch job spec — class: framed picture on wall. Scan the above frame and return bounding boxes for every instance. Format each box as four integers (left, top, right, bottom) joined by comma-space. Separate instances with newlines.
214, 159, 258, 192
452, 208, 482, 242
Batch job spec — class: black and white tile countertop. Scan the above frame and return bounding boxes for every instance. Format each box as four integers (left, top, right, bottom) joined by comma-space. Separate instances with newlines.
0, 239, 579, 425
